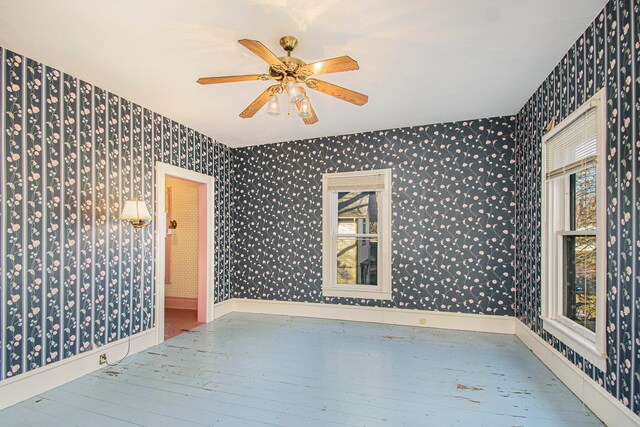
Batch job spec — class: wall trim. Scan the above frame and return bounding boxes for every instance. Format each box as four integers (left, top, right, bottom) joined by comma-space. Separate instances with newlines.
213, 299, 234, 320
2, 300, 637, 426
220, 299, 639, 424
155, 161, 216, 345
515, 320, 639, 427
229, 299, 515, 334
165, 296, 198, 310
0, 328, 157, 410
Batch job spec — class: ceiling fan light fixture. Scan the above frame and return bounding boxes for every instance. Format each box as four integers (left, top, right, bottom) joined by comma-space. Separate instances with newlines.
267, 94, 281, 115
298, 96, 312, 118
198, 36, 367, 125
286, 81, 304, 104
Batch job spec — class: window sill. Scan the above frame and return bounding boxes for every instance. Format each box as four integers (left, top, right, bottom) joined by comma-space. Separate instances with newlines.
542, 317, 606, 371
323, 286, 392, 301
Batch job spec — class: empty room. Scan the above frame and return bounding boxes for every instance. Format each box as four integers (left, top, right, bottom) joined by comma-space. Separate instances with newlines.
0, 0, 638, 426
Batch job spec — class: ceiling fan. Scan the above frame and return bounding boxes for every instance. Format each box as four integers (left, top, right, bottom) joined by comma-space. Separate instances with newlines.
197, 36, 368, 125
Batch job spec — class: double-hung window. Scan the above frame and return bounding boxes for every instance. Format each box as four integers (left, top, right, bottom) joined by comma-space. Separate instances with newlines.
322, 169, 392, 300
541, 89, 606, 370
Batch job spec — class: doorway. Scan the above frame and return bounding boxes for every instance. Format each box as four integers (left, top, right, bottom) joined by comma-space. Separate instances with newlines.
164, 176, 203, 339
155, 162, 215, 344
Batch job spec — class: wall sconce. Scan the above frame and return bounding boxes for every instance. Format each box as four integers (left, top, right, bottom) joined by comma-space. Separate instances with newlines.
119, 199, 152, 230
167, 219, 177, 235
108, 198, 151, 366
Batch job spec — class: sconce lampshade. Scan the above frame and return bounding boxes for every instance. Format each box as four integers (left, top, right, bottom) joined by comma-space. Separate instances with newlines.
120, 200, 152, 220
120, 199, 152, 229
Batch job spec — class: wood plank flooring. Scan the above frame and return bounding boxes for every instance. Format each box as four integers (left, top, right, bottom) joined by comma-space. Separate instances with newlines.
0, 312, 603, 426
165, 308, 204, 340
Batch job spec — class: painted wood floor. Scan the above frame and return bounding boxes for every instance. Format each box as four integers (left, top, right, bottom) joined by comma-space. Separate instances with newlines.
0, 312, 603, 426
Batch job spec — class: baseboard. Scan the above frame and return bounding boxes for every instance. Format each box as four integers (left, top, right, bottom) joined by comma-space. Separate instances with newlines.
230, 298, 515, 334
213, 299, 234, 319
0, 328, 157, 410
165, 296, 198, 310
3, 301, 636, 426
515, 320, 639, 427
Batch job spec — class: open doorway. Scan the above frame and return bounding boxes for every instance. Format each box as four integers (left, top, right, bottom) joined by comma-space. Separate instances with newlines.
163, 176, 204, 340
155, 162, 215, 345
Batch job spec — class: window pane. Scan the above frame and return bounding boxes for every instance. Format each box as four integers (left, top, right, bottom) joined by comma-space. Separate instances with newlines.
337, 237, 377, 286
337, 220, 356, 234
571, 166, 596, 231
338, 191, 378, 234
563, 235, 597, 332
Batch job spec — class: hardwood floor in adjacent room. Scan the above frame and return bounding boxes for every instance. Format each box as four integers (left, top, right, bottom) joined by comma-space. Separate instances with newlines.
0, 313, 603, 426
165, 308, 204, 341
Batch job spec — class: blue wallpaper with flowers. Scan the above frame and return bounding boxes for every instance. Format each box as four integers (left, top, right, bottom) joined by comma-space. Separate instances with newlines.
233, 118, 516, 314
514, 0, 640, 414
0, 46, 234, 381
3, 4, 638, 421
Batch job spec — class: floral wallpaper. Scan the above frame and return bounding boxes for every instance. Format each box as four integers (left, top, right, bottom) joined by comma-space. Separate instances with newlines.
233, 118, 516, 315
514, 0, 640, 414
3, 4, 637, 421
0, 47, 234, 381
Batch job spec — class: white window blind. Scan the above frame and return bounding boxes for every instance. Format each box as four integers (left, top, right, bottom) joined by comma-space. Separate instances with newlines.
325, 172, 386, 191
545, 105, 598, 180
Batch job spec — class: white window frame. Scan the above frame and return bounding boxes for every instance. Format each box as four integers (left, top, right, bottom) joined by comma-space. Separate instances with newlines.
322, 169, 392, 300
541, 88, 607, 371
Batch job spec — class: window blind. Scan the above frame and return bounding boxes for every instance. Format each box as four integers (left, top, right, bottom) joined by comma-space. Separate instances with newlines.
545, 106, 598, 180
325, 173, 386, 191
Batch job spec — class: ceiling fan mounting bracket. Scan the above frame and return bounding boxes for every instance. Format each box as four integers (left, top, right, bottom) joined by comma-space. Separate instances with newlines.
279, 36, 298, 54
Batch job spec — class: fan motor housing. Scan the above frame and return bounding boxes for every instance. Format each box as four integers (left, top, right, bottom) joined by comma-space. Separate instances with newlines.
270, 56, 306, 78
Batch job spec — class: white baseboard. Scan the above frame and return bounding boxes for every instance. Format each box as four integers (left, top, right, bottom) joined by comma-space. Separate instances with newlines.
230, 299, 515, 334
2, 299, 636, 426
165, 296, 198, 310
227, 299, 639, 425
213, 299, 234, 319
0, 328, 157, 410
515, 320, 639, 427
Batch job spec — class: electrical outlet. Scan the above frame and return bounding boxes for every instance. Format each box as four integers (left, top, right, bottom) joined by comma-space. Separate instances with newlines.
419, 318, 427, 325
99, 354, 107, 365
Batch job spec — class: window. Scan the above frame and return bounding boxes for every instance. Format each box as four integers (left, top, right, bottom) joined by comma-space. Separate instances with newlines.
322, 169, 392, 300
541, 89, 606, 370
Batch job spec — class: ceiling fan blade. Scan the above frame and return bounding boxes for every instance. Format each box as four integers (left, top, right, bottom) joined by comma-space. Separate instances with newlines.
300, 56, 359, 75
238, 39, 287, 72
239, 85, 278, 118
197, 74, 271, 85
305, 79, 368, 106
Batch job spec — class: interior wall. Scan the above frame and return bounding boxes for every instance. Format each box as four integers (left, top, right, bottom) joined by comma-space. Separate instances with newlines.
0, 46, 234, 382
165, 177, 199, 299
233, 117, 516, 315
514, 0, 639, 414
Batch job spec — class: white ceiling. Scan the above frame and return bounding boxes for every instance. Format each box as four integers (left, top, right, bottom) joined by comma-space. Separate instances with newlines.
0, 0, 606, 147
